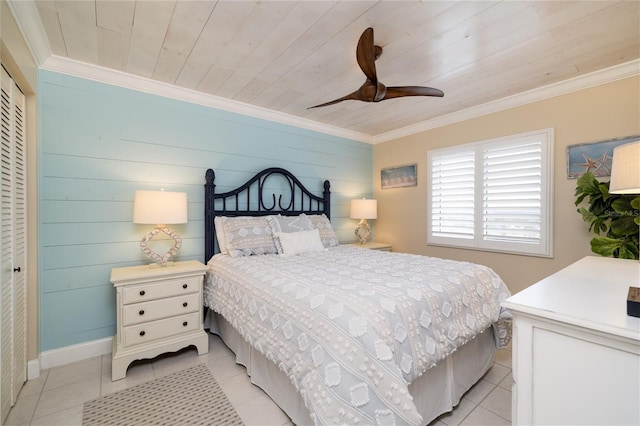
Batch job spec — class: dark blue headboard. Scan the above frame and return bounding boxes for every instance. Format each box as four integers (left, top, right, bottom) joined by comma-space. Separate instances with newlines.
204, 168, 331, 263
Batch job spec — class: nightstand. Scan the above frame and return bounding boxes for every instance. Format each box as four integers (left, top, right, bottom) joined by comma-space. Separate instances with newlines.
110, 260, 209, 380
346, 241, 392, 251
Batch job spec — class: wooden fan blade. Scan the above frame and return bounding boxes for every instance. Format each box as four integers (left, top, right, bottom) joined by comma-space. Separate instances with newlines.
356, 27, 377, 82
383, 86, 444, 100
307, 91, 360, 109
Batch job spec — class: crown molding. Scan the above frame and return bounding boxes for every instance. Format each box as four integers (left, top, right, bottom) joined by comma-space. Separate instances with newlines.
41, 55, 373, 144
8, 1, 639, 145
6, 0, 51, 66
38, 55, 640, 146
371, 59, 640, 144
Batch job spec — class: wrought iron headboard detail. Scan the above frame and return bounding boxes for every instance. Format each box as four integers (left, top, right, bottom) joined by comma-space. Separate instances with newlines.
204, 168, 331, 262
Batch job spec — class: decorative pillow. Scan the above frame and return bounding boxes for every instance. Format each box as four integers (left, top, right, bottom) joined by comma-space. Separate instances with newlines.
306, 214, 339, 248
267, 214, 314, 254
277, 229, 325, 256
222, 216, 278, 257
214, 216, 228, 255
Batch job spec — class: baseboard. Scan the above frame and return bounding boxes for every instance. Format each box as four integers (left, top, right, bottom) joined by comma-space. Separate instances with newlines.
29, 336, 113, 379
27, 359, 40, 380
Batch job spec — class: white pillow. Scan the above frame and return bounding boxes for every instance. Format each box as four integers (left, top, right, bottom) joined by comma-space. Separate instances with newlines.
277, 229, 325, 256
214, 216, 228, 254
267, 214, 314, 254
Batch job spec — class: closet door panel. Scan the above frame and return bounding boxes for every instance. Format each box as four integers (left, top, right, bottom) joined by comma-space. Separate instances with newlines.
0, 66, 27, 422
0, 65, 15, 421
12, 77, 26, 401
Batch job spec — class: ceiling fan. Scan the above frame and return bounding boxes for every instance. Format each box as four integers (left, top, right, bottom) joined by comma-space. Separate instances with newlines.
308, 27, 444, 109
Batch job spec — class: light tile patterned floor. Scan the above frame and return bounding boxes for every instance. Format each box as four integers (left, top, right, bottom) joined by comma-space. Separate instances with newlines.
5, 334, 512, 426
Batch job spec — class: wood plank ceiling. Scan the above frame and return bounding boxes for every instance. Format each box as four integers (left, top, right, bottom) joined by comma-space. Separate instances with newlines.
33, 0, 640, 138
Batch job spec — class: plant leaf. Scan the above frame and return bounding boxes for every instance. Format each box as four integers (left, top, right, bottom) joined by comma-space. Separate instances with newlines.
618, 242, 639, 260
611, 198, 631, 213
577, 207, 598, 223
590, 237, 622, 257
576, 172, 600, 194
610, 216, 638, 236
600, 183, 611, 200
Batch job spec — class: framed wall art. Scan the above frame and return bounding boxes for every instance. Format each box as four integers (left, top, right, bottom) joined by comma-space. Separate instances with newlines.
381, 164, 417, 189
566, 135, 640, 179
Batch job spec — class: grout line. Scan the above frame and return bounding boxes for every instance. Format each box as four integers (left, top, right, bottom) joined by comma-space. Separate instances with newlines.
28, 373, 48, 425
474, 380, 512, 423
457, 381, 500, 425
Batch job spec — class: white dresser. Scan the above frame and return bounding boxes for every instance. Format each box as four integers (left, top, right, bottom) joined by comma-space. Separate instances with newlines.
502, 256, 640, 425
110, 260, 209, 380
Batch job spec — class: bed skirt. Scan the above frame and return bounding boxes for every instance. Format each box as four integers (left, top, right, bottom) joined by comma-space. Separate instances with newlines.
205, 309, 496, 425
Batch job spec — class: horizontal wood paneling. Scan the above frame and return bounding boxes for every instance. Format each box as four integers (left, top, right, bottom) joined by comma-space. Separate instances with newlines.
39, 70, 372, 351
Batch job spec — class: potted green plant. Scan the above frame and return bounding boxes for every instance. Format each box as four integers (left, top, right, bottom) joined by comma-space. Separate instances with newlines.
575, 172, 640, 259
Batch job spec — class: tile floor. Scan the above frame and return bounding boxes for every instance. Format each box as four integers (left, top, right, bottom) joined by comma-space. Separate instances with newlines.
5, 334, 512, 426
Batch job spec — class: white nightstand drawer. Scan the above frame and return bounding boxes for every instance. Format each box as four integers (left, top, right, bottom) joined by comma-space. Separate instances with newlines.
123, 312, 200, 347
122, 293, 200, 326
111, 260, 209, 380
122, 276, 200, 304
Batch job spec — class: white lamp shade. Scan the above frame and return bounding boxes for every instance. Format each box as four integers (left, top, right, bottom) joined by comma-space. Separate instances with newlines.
350, 199, 377, 219
133, 190, 188, 224
609, 141, 640, 194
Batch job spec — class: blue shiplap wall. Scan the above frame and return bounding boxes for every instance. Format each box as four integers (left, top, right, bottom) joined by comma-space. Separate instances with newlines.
39, 70, 373, 352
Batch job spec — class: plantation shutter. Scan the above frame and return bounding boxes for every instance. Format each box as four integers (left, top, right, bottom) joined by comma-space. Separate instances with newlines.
482, 141, 542, 245
428, 129, 553, 257
430, 150, 475, 240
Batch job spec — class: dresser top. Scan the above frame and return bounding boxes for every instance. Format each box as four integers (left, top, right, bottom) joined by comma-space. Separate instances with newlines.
502, 256, 640, 341
110, 260, 207, 284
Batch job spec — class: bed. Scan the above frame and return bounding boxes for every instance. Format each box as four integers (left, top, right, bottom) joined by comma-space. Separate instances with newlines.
202, 167, 512, 426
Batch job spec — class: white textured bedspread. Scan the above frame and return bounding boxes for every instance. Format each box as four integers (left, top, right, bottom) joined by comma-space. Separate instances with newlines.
204, 246, 511, 426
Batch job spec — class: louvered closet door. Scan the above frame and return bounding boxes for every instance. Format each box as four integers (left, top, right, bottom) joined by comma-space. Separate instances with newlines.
0, 66, 27, 422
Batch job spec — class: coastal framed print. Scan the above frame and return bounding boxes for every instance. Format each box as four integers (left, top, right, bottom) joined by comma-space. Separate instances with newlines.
566, 135, 640, 179
381, 164, 417, 189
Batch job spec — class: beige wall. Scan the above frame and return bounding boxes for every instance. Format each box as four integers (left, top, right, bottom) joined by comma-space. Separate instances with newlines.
373, 76, 640, 294
2, 0, 39, 361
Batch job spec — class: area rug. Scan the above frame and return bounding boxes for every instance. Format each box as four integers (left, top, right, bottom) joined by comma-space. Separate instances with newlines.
82, 364, 244, 425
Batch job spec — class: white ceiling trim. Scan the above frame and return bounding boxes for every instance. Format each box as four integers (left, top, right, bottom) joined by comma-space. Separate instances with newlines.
6, 0, 51, 65
8, 0, 640, 146
41, 54, 372, 143
41, 55, 640, 147
371, 59, 640, 144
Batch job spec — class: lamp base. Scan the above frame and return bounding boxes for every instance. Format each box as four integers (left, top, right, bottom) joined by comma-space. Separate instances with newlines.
355, 219, 371, 244
140, 225, 182, 265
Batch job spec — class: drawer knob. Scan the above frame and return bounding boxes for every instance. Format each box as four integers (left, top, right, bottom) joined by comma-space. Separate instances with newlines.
182, 321, 188, 327
139, 310, 145, 316
139, 290, 146, 296
139, 331, 145, 336
182, 283, 188, 289
183, 302, 188, 307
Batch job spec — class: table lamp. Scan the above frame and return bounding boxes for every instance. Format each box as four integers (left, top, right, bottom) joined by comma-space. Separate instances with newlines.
350, 198, 377, 244
609, 140, 640, 194
133, 190, 188, 266
608, 140, 640, 317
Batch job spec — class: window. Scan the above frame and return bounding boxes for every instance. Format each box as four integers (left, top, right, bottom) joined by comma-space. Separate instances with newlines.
428, 129, 553, 257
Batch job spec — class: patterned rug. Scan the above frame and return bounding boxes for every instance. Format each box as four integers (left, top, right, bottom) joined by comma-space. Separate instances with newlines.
82, 364, 244, 425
